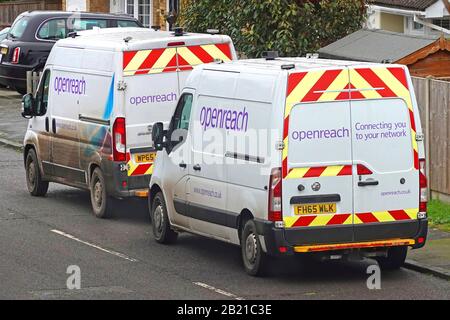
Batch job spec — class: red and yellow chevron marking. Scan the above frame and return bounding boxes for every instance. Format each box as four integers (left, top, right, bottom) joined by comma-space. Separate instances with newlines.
282, 66, 418, 178
126, 153, 154, 177
284, 208, 418, 228
123, 43, 232, 76
286, 165, 352, 179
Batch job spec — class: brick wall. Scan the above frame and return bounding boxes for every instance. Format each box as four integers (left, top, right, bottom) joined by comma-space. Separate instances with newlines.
86, 0, 109, 13
152, 0, 167, 30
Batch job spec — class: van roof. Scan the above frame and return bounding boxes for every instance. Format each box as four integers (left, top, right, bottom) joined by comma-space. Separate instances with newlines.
202, 58, 405, 74
55, 28, 232, 52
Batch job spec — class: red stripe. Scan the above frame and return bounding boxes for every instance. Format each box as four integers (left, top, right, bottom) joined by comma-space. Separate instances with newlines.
409, 109, 416, 132
302, 69, 342, 102
134, 48, 166, 75
123, 51, 138, 70
283, 115, 289, 140
414, 150, 419, 170
356, 212, 379, 224
163, 54, 178, 73
303, 166, 327, 178
388, 67, 409, 89
349, 83, 366, 100
131, 164, 152, 176
188, 45, 214, 63
282, 157, 288, 178
287, 72, 307, 97
293, 216, 316, 227
354, 68, 396, 98
389, 210, 411, 221
215, 43, 233, 60
327, 214, 351, 226
337, 165, 352, 176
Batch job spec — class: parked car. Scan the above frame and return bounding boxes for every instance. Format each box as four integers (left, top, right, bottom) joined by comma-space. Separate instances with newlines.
0, 27, 10, 42
0, 11, 143, 94
149, 57, 428, 276
20, 27, 237, 218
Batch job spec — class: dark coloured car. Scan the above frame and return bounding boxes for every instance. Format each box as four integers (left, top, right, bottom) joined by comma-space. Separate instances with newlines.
0, 11, 143, 94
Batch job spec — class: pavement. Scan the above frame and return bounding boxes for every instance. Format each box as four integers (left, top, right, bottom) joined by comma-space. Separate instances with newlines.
0, 87, 449, 299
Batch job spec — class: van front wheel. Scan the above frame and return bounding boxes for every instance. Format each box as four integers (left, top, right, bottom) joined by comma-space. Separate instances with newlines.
25, 149, 49, 197
241, 219, 269, 276
375, 246, 408, 270
90, 168, 113, 219
151, 192, 178, 244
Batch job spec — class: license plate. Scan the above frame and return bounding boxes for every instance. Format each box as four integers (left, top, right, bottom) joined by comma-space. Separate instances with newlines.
134, 152, 156, 163
0, 47, 7, 55
294, 203, 337, 215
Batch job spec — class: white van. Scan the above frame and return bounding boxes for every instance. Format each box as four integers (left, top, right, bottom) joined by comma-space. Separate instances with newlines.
21, 27, 237, 218
149, 57, 428, 276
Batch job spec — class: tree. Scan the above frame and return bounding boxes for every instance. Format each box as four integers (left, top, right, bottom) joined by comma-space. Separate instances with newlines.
179, 0, 367, 58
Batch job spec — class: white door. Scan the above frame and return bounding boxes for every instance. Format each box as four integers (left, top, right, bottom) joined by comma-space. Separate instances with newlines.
283, 100, 354, 244
350, 98, 419, 241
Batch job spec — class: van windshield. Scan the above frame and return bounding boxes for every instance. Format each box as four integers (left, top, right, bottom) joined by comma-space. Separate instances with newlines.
8, 16, 30, 39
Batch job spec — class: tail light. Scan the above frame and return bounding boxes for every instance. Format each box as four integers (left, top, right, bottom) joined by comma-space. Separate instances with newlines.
419, 159, 427, 217
268, 167, 282, 223
11, 47, 20, 64
357, 164, 373, 175
112, 117, 126, 161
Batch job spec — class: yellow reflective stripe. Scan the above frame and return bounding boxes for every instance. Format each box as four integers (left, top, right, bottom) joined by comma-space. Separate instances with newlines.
343, 214, 353, 225
286, 167, 309, 179
145, 165, 154, 175
308, 214, 332, 227
285, 70, 325, 117
405, 208, 418, 219
371, 68, 412, 111
318, 70, 349, 102
177, 46, 203, 66
148, 48, 177, 74
127, 161, 139, 177
124, 50, 152, 75
320, 165, 344, 177
284, 216, 298, 228
349, 69, 383, 100
201, 44, 231, 62
373, 211, 396, 222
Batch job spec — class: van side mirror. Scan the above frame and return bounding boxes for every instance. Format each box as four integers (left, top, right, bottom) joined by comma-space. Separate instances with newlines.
152, 122, 165, 151
21, 93, 35, 119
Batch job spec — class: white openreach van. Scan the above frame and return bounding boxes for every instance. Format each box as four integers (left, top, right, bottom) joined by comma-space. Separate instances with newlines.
149, 56, 428, 276
21, 27, 237, 218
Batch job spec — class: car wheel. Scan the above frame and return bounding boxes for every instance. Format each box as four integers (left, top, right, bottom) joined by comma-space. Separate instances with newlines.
25, 149, 49, 197
90, 167, 113, 219
375, 246, 408, 270
241, 219, 269, 276
151, 192, 178, 244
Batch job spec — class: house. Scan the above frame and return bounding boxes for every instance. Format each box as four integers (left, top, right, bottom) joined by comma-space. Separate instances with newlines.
366, 0, 450, 35
318, 29, 450, 78
0, 0, 181, 30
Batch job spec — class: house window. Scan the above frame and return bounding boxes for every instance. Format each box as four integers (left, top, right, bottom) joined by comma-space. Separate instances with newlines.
126, 0, 152, 28
432, 19, 450, 30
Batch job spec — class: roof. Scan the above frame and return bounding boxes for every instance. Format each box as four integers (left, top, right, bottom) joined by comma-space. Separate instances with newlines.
318, 29, 440, 63
370, 0, 438, 11
19, 10, 136, 20
55, 27, 232, 52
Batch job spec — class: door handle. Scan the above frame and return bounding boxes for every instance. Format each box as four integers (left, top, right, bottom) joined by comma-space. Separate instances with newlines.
45, 117, 49, 132
358, 180, 379, 187
193, 164, 201, 171
52, 118, 56, 134
179, 162, 187, 169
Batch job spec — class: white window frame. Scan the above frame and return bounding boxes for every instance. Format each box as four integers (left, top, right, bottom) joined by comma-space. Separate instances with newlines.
126, 0, 152, 28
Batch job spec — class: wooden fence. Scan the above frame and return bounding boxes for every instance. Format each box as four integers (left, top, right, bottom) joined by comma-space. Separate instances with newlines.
412, 77, 450, 201
0, 0, 61, 28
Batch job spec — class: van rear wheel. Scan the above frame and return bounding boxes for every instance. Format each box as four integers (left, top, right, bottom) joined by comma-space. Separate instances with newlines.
90, 167, 113, 219
151, 192, 178, 244
375, 246, 408, 270
25, 149, 49, 197
241, 219, 269, 276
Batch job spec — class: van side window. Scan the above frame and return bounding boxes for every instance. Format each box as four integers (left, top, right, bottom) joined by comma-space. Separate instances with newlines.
173, 94, 193, 131
36, 70, 51, 115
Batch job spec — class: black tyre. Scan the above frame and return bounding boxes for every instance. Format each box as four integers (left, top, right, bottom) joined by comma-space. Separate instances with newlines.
25, 149, 49, 196
151, 192, 178, 244
375, 246, 408, 270
90, 167, 113, 219
241, 219, 269, 276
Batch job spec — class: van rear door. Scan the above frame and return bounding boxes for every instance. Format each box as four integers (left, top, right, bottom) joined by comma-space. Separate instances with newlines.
282, 69, 354, 245
349, 66, 419, 241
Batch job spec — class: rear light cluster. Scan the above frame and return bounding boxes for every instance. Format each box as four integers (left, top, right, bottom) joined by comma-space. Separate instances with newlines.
11, 47, 20, 64
113, 117, 126, 161
418, 159, 427, 218
357, 164, 373, 175
268, 167, 283, 225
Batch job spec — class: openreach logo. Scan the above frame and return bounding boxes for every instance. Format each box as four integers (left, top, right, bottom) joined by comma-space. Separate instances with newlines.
200, 106, 249, 132
54, 76, 86, 96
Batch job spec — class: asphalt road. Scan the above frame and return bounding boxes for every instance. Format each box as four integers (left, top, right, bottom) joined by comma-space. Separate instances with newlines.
0, 145, 449, 300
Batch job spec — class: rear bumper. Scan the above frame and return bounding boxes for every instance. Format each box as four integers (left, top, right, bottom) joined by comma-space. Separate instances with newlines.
0, 62, 34, 90
254, 218, 428, 257
102, 160, 151, 198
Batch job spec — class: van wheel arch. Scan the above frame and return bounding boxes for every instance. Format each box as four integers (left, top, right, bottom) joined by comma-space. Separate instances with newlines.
88, 163, 100, 184
149, 184, 163, 211
24, 145, 36, 166
238, 209, 254, 241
